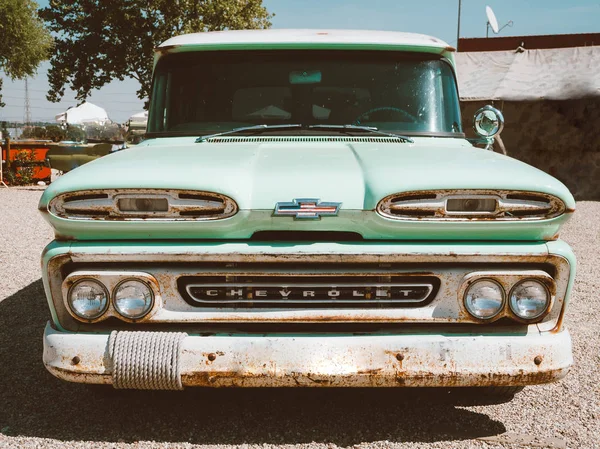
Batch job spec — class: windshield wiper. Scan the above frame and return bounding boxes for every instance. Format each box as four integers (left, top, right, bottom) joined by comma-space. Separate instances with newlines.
196, 124, 303, 142
196, 123, 414, 143
308, 124, 414, 143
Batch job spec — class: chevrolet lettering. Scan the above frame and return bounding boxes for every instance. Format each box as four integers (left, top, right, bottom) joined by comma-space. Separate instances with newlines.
181, 281, 437, 306
39, 29, 576, 399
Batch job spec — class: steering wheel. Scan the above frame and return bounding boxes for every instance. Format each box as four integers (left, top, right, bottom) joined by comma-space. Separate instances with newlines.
353, 106, 417, 125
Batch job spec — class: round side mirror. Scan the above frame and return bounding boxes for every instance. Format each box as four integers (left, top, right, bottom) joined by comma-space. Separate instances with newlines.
473, 105, 504, 138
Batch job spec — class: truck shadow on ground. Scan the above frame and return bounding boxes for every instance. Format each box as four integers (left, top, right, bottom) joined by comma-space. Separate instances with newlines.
0, 280, 506, 445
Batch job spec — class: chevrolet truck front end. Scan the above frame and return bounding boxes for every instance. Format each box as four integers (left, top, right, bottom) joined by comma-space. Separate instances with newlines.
42, 240, 574, 389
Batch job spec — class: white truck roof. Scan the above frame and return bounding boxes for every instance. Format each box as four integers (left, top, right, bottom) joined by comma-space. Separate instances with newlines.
158, 29, 452, 52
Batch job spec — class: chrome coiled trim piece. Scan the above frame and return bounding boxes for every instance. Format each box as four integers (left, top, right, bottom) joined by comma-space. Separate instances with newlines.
48, 189, 238, 221
377, 190, 567, 221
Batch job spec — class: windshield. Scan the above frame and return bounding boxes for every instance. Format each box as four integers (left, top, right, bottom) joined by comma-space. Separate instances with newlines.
148, 50, 462, 137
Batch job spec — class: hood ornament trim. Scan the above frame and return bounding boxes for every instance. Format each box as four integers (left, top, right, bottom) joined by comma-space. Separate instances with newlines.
274, 198, 341, 220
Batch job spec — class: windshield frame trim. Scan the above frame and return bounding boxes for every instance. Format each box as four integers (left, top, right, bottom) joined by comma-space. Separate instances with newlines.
145, 130, 466, 139
148, 49, 464, 138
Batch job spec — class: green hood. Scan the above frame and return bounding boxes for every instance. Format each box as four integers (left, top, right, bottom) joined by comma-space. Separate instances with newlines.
39, 136, 575, 241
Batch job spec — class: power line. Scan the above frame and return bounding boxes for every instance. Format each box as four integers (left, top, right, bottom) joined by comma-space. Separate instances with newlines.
2, 105, 142, 114
1, 95, 144, 104
8, 87, 145, 97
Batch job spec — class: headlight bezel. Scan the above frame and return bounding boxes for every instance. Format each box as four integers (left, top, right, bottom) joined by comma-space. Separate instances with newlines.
62, 271, 160, 323
508, 278, 552, 321
463, 278, 506, 321
459, 271, 556, 324
67, 278, 110, 322
112, 278, 155, 320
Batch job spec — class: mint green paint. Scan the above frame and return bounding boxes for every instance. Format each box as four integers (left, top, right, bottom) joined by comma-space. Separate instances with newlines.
42, 210, 572, 242
546, 239, 577, 312
39, 137, 575, 241
41, 240, 72, 329
53, 239, 554, 257
155, 43, 455, 69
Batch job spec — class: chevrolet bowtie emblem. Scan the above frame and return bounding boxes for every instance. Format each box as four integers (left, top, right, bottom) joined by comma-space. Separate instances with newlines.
274, 198, 342, 220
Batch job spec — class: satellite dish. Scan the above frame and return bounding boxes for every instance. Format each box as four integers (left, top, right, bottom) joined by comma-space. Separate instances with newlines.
486, 6, 500, 34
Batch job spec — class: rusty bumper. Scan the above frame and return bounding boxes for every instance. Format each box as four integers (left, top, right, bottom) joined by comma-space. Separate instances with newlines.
43, 322, 572, 388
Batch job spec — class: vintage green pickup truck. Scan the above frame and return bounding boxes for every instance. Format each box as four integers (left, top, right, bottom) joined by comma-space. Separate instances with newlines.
39, 29, 575, 396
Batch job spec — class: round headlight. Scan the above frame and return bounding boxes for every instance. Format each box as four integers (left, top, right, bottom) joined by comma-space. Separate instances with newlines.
113, 279, 154, 319
509, 279, 550, 320
68, 279, 109, 320
464, 279, 505, 320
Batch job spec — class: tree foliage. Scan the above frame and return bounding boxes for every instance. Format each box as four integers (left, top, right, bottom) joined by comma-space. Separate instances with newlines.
21, 124, 86, 142
40, 0, 273, 105
0, 0, 53, 106
84, 122, 124, 141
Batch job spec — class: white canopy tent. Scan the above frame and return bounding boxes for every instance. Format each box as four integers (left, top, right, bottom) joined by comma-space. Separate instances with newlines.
127, 111, 148, 125
55, 102, 111, 126
456, 46, 600, 101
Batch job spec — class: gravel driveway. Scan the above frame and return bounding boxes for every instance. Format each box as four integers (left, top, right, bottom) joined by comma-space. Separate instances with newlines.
0, 187, 598, 449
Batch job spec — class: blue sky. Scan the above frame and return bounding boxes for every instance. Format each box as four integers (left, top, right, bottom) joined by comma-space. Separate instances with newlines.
2, 0, 599, 123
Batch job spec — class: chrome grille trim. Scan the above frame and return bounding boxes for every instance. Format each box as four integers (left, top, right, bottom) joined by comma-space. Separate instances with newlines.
48, 189, 238, 221
178, 275, 440, 309
46, 253, 570, 330
377, 190, 566, 221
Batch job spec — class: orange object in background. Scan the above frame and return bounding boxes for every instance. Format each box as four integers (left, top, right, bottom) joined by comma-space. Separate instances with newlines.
1, 140, 52, 182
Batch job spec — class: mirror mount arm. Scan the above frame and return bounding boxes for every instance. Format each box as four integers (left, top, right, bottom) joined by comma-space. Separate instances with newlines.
466, 136, 495, 151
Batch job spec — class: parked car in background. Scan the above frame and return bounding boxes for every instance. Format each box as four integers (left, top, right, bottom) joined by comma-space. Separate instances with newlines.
39, 29, 575, 398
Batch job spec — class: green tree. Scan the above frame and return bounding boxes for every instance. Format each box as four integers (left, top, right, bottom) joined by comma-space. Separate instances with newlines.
0, 0, 52, 106
21, 126, 48, 139
1, 121, 9, 139
40, 0, 273, 105
65, 125, 86, 142
19, 124, 87, 142
84, 123, 124, 141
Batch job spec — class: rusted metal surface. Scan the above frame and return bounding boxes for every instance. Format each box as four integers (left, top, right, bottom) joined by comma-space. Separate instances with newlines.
377, 189, 568, 221
47, 189, 238, 221
55, 267, 559, 328
154, 44, 181, 56
69, 249, 553, 264
44, 245, 571, 334
43, 322, 573, 388
540, 254, 571, 334
2, 140, 53, 182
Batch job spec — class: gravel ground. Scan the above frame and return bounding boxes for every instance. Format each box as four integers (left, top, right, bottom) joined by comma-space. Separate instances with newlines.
0, 187, 598, 449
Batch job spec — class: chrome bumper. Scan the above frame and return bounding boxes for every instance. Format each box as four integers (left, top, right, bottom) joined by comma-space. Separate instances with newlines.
43, 322, 572, 389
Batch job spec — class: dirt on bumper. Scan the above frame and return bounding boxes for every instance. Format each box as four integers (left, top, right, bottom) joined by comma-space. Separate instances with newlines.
43, 322, 572, 389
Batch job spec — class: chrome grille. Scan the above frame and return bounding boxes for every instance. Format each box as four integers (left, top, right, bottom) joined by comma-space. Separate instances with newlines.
377, 190, 566, 221
178, 274, 440, 308
48, 189, 238, 221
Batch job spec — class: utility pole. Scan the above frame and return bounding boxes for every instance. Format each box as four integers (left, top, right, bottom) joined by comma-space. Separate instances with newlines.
24, 78, 32, 129
456, 0, 462, 51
